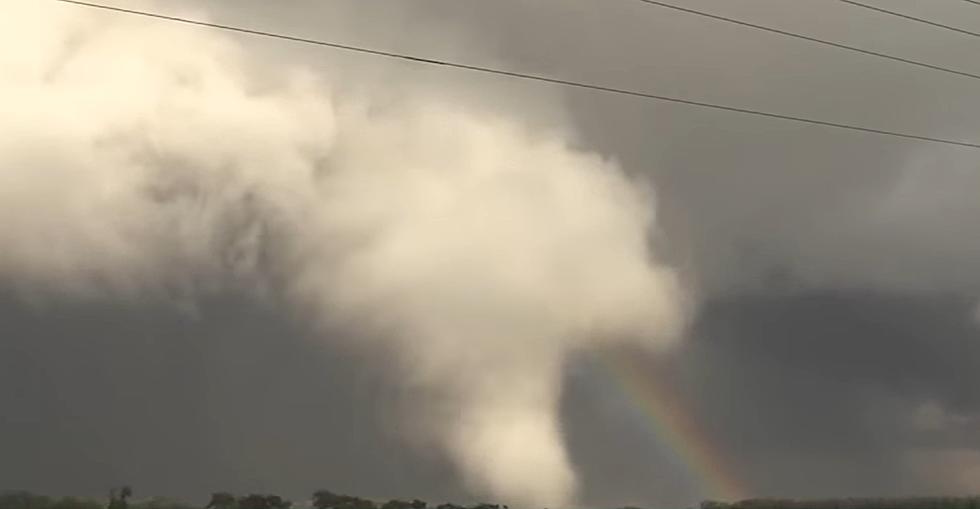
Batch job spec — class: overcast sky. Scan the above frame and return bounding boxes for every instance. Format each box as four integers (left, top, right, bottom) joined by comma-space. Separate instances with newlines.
3, 1, 980, 508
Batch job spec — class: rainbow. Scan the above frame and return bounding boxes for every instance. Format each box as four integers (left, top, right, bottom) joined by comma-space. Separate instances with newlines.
592, 348, 746, 502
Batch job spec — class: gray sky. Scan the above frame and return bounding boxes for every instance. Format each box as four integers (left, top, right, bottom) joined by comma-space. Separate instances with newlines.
3, 1, 980, 508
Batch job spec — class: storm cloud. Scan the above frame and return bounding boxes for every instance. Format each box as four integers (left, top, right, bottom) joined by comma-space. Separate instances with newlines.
3, 1, 980, 508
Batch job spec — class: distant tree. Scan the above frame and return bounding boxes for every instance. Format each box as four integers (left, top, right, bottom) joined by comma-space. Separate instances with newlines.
380, 500, 412, 509
130, 497, 197, 509
312, 491, 342, 509
312, 491, 374, 509
701, 502, 730, 509
0, 491, 54, 509
237, 495, 267, 509
107, 487, 132, 509
264, 496, 290, 509
206, 493, 237, 509
235, 495, 290, 509
49, 497, 103, 509
238, 496, 270, 509
375, 500, 428, 509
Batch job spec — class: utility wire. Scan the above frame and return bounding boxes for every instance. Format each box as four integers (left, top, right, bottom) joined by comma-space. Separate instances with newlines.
632, 0, 980, 82
965, 0, 980, 6
842, 0, 980, 39
54, 0, 980, 150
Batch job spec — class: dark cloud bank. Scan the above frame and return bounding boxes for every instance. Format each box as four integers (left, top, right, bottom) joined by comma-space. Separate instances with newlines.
4, 1, 980, 508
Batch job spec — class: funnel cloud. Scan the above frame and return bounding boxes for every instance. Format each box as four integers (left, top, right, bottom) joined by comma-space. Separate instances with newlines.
0, 2, 682, 506
5, 1, 980, 508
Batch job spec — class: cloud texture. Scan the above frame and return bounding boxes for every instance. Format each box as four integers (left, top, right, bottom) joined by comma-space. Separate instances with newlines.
0, 2, 683, 506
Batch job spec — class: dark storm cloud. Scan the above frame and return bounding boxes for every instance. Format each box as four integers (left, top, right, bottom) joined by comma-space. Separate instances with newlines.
386, 0, 980, 501
691, 294, 980, 496
3, 2, 687, 506
0, 293, 464, 504
559, 294, 980, 507
5, 0, 980, 507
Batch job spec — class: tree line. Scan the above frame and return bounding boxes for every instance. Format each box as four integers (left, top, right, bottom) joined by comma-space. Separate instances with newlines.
5, 489, 980, 509
0, 489, 508, 509
701, 497, 980, 509
0, 488, 191, 509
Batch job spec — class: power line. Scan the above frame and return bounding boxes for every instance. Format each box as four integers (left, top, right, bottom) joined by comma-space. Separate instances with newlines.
53, 0, 980, 150
632, 0, 980, 83
965, 0, 980, 6
841, 0, 980, 38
